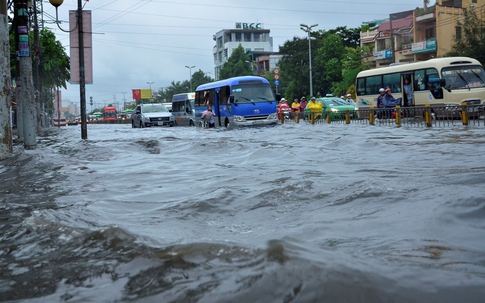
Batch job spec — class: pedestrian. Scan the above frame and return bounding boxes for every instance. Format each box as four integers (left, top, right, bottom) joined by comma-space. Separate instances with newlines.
345, 94, 356, 106
201, 105, 215, 128
307, 96, 323, 122
403, 78, 413, 107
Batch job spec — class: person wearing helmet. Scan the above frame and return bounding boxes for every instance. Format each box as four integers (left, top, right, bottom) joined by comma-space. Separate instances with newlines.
299, 96, 308, 114
383, 88, 400, 108
377, 88, 386, 109
345, 94, 356, 107
307, 96, 323, 121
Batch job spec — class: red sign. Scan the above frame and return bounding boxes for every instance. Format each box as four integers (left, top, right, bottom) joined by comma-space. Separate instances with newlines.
274, 74, 280, 80
273, 68, 280, 74
132, 89, 141, 100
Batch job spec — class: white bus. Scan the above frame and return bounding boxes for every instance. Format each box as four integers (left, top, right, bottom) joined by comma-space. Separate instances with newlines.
355, 57, 485, 117
171, 92, 195, 126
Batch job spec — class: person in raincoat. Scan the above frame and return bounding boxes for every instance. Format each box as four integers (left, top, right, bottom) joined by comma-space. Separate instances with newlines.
307, 96, 323, 122
291, 99, 300, 121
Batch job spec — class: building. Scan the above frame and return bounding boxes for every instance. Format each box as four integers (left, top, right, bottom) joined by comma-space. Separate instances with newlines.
361, 0, 485, 68
213, 22, 274, 79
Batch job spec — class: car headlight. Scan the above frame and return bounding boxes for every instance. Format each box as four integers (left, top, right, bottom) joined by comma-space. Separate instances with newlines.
233, 115, 246, 122
331, 108, 339, 113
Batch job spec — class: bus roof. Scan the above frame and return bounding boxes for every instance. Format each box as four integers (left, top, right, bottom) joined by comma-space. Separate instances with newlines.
357, 56, 482, 78
196, 76, 270, 92
172, 92, 195, 101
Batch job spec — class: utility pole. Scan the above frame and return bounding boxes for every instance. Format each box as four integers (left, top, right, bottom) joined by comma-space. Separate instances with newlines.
16, 0, 36, 149
0, 0, 13, 159
33, 0, 42, 131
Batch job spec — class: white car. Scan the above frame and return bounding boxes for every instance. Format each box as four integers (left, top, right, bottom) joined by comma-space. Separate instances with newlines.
131, 103, 175, 128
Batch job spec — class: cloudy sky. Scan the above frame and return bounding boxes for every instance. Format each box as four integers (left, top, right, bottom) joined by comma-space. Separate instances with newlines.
43, 0, 427, 108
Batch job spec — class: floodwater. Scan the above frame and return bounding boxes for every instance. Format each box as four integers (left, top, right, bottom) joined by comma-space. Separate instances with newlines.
1, 122, 485, 303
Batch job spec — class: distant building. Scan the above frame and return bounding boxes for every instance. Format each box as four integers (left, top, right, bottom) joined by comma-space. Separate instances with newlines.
213, 23, 275, 79
360, 0, 485, 69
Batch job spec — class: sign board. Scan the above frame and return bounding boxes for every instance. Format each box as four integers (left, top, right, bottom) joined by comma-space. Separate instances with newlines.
274, 80, 280, 86
274, 74, 280, 80
273, 68, 280, 74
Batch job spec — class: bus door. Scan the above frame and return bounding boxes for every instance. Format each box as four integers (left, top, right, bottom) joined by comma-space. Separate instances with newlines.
402, 73, 414, 107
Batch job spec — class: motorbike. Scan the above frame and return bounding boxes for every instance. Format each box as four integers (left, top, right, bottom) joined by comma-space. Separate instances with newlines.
278, 103, 291, 120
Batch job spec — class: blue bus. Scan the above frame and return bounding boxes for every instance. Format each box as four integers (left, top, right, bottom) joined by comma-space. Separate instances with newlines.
195, 76, 279, 127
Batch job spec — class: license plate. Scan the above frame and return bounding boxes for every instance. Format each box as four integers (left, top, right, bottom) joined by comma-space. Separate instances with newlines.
158, 122, 164, 126
252, 121, 264, 125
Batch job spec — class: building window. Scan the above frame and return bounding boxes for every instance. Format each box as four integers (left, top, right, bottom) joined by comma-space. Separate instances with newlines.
235, 33, 242, 42
224, 48, 228, 58
254, 33, 261, 42
425, 28, 435, 40
455, 26, 462, 40
244, 33, 251, 42
472, 0, 477, 3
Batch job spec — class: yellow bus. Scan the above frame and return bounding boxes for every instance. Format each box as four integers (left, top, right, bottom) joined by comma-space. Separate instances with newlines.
355, 57, 485, 117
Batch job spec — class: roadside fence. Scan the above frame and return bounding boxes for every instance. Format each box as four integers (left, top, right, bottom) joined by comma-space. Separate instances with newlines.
279, 103, 485, 128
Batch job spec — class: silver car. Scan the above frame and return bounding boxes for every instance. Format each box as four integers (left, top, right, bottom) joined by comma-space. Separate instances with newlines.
131, 103, 175, 128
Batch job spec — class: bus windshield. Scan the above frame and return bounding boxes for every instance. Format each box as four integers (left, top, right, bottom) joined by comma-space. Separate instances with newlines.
441, 65, 485, 89
232, 84, 274, 103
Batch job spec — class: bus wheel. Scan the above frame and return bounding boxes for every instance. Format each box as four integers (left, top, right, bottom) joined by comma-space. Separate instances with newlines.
225, 119, 229, 127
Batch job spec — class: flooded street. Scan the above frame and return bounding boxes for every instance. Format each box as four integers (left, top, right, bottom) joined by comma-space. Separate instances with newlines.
1, 123, 485, 303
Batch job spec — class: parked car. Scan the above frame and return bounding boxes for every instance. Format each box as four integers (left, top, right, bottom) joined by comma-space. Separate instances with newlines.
304, 97, 356, 120
131, 103, 175, 128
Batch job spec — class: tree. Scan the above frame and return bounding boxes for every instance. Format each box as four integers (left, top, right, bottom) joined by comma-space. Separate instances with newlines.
191, 69, 213, 91
218, 45, 252, 79
314, 33, 345, 96
447, 8, 485, 65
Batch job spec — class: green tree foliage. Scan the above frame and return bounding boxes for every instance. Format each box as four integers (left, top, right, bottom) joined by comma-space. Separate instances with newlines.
314, 33, 345, 96
191, 69, 213, 91
154, 69, 213, 103
328, 26, 361, 48
218, 45, 252, 79
447, 8, 485, 65
38, 29, 70, 89
277, 35, 322, 101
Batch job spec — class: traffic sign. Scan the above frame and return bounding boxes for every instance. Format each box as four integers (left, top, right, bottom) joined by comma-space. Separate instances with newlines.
274, 74, 280, 80
273, 68, 280, 74
274, 80, 280, 86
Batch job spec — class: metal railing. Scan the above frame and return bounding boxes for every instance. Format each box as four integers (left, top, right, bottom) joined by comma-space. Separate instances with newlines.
278, 103, 485, 128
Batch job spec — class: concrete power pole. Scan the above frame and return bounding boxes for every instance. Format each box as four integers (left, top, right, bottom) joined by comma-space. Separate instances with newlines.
16, 0, 36, 149
0, 0, 13, 159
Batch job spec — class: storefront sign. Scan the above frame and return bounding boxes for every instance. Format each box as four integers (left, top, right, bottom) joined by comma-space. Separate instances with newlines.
412, 38, 436, 54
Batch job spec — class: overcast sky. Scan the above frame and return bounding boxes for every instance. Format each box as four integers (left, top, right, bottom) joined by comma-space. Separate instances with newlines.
43, 0, 427, 107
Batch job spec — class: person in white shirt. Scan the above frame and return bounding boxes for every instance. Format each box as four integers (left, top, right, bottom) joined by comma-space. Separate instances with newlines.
345, 94, 356, 106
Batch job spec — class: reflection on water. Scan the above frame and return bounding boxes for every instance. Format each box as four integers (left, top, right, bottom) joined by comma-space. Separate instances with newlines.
1, 124, 485, 302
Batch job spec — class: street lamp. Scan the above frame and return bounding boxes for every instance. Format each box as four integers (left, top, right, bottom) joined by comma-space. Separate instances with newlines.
300, 23, 318, 97
49, 0, 87, 139
146, 82, 154, 100
185, 65, 196, 91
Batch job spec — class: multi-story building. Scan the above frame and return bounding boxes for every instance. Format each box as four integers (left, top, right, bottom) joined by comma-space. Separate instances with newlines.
361, 0, 485, 68
213, 22, 274, 79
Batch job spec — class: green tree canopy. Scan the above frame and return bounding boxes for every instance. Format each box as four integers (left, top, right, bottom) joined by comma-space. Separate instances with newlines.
447, 8, 485, 65
218, 45, 252, 79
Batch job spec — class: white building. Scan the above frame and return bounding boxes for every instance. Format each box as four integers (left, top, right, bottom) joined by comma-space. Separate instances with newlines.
213, 22, 274, 80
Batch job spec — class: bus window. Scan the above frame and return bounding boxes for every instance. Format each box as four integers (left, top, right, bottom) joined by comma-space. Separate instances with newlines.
365, 75, 382, 94
414, 69, 426, 91
383, 73, 401, 93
